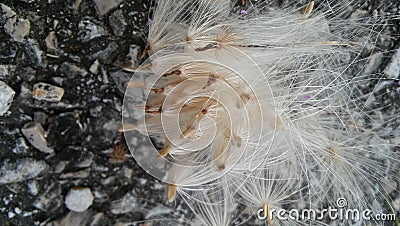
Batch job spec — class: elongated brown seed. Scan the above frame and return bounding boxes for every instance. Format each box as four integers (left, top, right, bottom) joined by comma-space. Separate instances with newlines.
302, 1, 314, 18
158, 144, 172, 157
167, 184, 177, 202
263, 203, 274, 226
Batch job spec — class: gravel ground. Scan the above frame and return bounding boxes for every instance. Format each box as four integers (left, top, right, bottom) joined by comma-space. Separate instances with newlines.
0, 0, 399, 226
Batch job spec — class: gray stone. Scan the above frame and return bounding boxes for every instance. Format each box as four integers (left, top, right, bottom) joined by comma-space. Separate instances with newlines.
32, 82, 64, 102
145, 206, 173, 218
109, 10, 127, 36
20, 67, 36, 82
93, 0, 123, 16
78, 18, 106, 42
384, 47, 400, 79
59, 169, 90, 179
0, 158, 48, 184
2, 4, 30, 42
33, 111, 47, 126
0, 80, 15, 115
14, 207, 21, 215
22, 122, 54, 154
128, 44, 140, 67
0, 65, 15, 78
75, 152, 94, 168
111, 70, 134, 94
52, 77, 65, 85
54, 161, 68, 173
89, 59, 100, 74
47, 210, 94, 226
12, 137, 28, 154
59, 62, 87, 78
27, 180, 39, 196
25, 39, 45, 67
90, 105, 102, 117
123, 167, 133, 179
364, 52, 383, 75
90, 42, 118, 60
65, 187, 94, 212
34, 185, 62, 211
8, 211, 15, 218
0, 4, 16, 23
110, 190, 137, 214
45, 31, 58, 50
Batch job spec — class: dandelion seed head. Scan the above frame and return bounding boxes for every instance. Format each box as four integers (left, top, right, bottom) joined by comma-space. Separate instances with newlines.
121, 0, 400, 224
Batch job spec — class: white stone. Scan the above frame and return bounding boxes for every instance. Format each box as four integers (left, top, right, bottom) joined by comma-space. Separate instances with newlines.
110, 190, 137, 214
8, 211, 15, 218
0, 80, 15, 115
27, 180, 39, 196
65, 187, 94, 212
45, 31, 58, 50
0, 158, 48, 184
4, 17, 30, 42
1, 3, 16, 18
22, 122, 54, 154
89, 59, 100, 74
32, 82, 64, 102
14, 207, 21, 214
0, 4, 31, 42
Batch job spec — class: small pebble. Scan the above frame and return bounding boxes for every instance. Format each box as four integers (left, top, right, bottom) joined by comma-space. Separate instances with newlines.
32, 82, 64, 102
14, 207, 22, 215
65, 187, 94, 212
27, 180, 39, 196
0, 158, 48, 184
0, 80, 15, 116
8, 211, 15, 218
21, 122, 54, 154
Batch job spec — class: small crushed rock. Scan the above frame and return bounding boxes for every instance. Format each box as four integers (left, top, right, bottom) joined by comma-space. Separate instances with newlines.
64, 187, 94, 212
0, 158, 48, 184
0, 80, 15, 115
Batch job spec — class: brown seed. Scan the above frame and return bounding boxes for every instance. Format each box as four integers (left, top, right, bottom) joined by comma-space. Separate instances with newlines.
302, 1, 314, 18
263, 203, 274, 226
167, 184, 177, 202
140, 46, 149, 59
158, 144, 172, 157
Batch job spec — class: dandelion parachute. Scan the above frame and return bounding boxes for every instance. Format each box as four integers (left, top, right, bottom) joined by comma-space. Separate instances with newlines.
122, 0, 400, 225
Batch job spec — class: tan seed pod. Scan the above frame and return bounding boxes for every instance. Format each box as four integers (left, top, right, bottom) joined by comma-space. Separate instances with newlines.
167, 184, 177, 202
